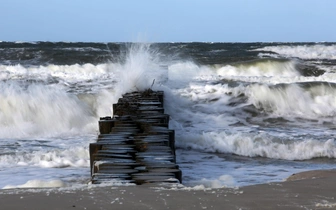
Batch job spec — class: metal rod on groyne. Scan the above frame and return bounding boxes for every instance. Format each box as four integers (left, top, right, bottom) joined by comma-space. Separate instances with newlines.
89, 89, 182, 185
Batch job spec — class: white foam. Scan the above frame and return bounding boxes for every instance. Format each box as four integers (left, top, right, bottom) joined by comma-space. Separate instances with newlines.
248, 83, 336, 119
0, 63, 115, 82
216, 60, 300, 77
92, 43, 168, 111
254, 44, 336, 60
166, 59, 306, 87
0, 145, 90, 168
0, 42, 170, 138
2, 179, 66, 189
0, 81, 97, 138
178, 131, 336, 160
187, 175, 236, 189
62, 47, 106, 52
315, 201, 336, 208
168, 61, 212, 81
163, 82, 244, 133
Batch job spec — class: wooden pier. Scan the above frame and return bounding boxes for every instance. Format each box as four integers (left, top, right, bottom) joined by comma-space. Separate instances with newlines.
89, 90, 182, 185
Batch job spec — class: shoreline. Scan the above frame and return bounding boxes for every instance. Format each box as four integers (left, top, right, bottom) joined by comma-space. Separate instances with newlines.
1, 169, 336, 210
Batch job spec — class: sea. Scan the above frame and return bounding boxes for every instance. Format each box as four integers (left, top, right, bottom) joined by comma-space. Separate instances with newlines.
0, 41, 336, 190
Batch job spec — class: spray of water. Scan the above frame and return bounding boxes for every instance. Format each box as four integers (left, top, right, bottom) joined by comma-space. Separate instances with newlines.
96, 43, 166, 116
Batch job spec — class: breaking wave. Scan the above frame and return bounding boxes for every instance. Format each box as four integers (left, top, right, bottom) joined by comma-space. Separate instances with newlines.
254, 44, 336, 60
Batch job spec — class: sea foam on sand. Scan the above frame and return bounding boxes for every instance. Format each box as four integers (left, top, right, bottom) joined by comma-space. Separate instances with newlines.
1, 170, 336, 210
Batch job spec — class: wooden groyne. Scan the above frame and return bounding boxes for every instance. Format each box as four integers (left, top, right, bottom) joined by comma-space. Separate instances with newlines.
89, 90, 182, 185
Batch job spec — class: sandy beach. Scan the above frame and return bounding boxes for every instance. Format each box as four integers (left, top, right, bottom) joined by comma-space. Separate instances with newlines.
1, 170, 336, 210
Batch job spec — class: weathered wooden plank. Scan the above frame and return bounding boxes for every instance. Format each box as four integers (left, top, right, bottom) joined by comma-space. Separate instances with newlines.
89, 90, 182, 184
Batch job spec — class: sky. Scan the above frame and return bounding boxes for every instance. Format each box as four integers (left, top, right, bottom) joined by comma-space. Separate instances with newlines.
1, 0, 335, 42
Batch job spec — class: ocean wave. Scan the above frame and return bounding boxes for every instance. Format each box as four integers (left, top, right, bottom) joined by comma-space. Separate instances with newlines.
0, 81, 97, 138
2, 179, 66, 189
1, 42, 335, 188
0, 63, 116, 81
253, 44, 336, 60
215, 58, 300, 77
248, 82, 336, 119
61, 47, 108, 52
179, 131, 336, 160
0, 146, 89, 168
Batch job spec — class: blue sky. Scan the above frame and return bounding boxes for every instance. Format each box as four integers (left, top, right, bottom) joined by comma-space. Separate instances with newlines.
1, 0, 335, 42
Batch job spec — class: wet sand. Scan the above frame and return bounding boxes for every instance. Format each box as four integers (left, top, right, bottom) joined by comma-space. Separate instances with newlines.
1, 170, 336, 210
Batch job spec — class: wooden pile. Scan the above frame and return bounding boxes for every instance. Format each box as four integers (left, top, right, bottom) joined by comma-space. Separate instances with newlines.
89, 90, 182, 185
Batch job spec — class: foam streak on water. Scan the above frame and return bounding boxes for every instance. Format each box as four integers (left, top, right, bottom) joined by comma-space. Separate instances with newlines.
0, 42, 335, 189
254, 44, 336, 60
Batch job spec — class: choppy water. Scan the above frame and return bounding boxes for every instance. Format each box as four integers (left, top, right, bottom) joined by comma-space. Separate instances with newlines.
0, 41, 336, 189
